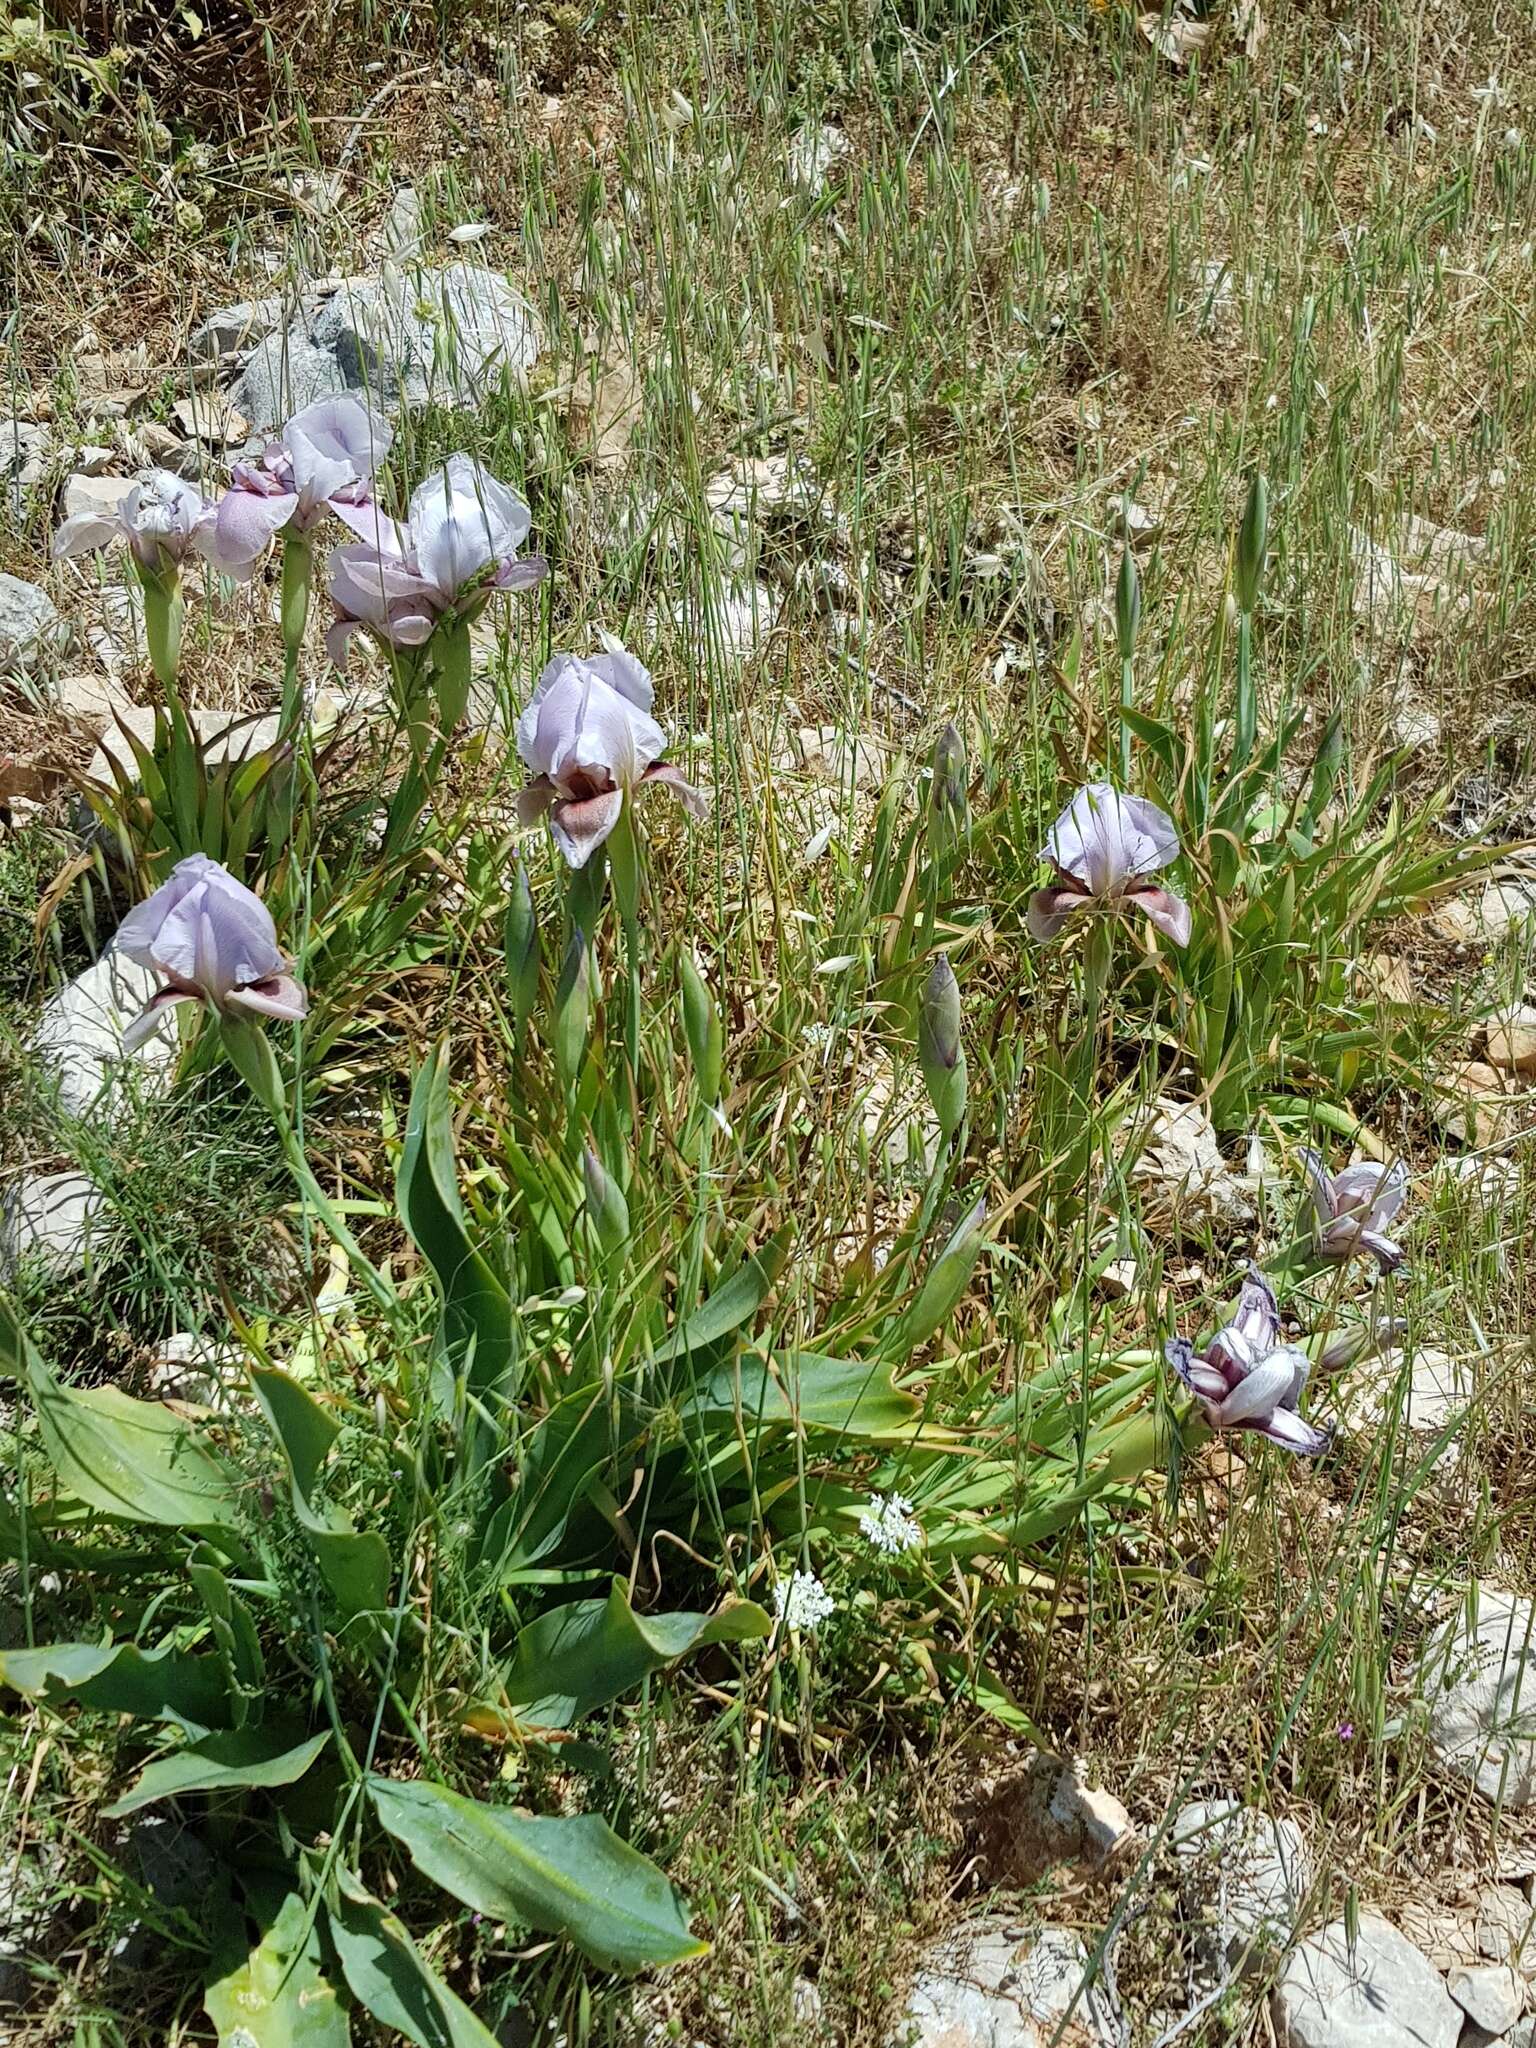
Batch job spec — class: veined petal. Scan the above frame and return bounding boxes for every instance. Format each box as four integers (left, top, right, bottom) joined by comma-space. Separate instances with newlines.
1027, 883, 1090, 942
1359, 1228, 1405, 1273
52, 510, 123, 559
203, 486, 298, 573
227, 973, 308, 1023
1212, 1355, 1297, 1428
640, 759, 708, 820
331, 498, 413, 557
1297, 1146, 1338, 1229
1124, 882, 1191, 947
1248, 1407, 1331, 1456
549, 789, 626, 868
121, 986, 196, 1051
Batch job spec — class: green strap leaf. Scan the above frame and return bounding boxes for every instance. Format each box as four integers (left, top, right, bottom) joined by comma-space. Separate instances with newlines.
398, 1042, 518, 1401
686, 1349, 922, 1439
652, 1230, 791, 1367
503, 1579, 771, 1729
368, 1775, 706, 1972
329, 1868, 500, 2048
0, 1640, 232, 1729
3, 1297, 239, 1531
106, 1727, 330, 1817
205, 1890, 351, 2047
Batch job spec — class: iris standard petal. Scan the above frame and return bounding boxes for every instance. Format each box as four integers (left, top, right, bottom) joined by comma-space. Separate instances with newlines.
1212, 1355, 1298, 1427
286, 395, 391, 498
1229, 1267, 1281, 1352
330, 498, 414, 557
1358, 1229, 1406, 1272
1045, 784, 1140, 895
411, 453, 531, 599
591, 630, 657, 713
114, 853, 222, 965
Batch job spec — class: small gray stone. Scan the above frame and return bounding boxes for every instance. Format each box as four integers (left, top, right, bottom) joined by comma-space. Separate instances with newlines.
890, 1918, 1122, 2048
189, 294, 289, 364
0, 1172, 108, 1281
1, 419, 52, 488
1446, 1964, 1523, 2035
32, 946, 176, 1115
1271, 1914, 1460, 2048
0, 572, 65, 675
1424, 1589, 1536, 1806
1171, 1800, 1310, 1966
72, 443, 116, 475
63, 471, 129, 523
1477, 1883, 1535, 1962
233, 263, 539, 428
1348, 1348, 1473, 1435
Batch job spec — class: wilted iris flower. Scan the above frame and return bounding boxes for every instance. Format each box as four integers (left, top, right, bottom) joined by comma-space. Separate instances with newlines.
515, 635, 705, 868
115, 853, 307, 1049
1299, 1148, 1408, 1272
325, 451, 545, 665
201, 397, 392, 579
52, 470, 214, 578
1166, 1267, 1330, 1454
1027, 783, 1191, 947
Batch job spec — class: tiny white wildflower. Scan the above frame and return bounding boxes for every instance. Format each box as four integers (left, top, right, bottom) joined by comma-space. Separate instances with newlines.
774, 1569, 835, 1632
801, 1022, 835, 1050
858, 1492, 922, 1555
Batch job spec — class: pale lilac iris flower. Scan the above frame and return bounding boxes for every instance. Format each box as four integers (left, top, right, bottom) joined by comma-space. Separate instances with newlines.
1299, 1148, 1408, 1272
1027, 783, 1191, 947
515, 635, 706, 868
115, 853, 307, 1049
324, 451, 545, 666
1166, 1267, 1330, 1455
200, 397, 392, 579
52, 470, 214, 578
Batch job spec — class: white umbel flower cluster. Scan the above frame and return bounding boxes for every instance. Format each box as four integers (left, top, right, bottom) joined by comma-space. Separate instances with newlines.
858, 1492, 922, 1554
774, 1569, 835, 1633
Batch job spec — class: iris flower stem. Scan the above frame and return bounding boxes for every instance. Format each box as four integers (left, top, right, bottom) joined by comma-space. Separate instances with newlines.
221, 1017, 396, 1313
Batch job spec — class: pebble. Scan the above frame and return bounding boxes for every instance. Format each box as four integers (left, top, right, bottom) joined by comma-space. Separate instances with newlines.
1432, 880, 1536, 947
1424, 1590, 1536, 1807
232, 263, 539, 428
1270, 1913, 1460, 2048
889, 1918, 1122, 2048
794, 724, 892, 791
0, 1171, 108, 1281
1345, 1348, 1473, 1435
1446, 1963, 1523, 2035
0, 573, 66, 676
1477, 1883, 1536, 1962
1487, 1006, 1536, 1076
1128, 1096, 1255, 1230
1171, 1799, 1309, 1968
32, 946, 177, 1114
171, 393, 251, 445
63, 471, 130, 523
188, 294, 289, 364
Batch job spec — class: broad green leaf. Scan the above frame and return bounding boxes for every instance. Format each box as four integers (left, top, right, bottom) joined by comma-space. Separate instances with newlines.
205, 1890, 350, 2048
687, 1349, 922, 1439
251, 1365, 391, 1630
368, 1776, 706, 1971
2, 1298, 238, 1531
250, 1366, 339, 1498
503, 1579, 771, 1729
398, 1043, 518, 1400
106, 1727, 330, 1817
329, 1869, 499, 2048
0, 1640, 232, 1728
652, 1230, 791, 1366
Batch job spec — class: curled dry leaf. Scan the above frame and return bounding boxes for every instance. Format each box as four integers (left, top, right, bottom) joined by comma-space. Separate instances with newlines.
1138, 11, 1212, 64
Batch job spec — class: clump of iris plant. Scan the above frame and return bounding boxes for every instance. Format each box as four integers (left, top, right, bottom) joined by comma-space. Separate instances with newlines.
1165, 1267, 1330, 1455
515, 635, 705, 868
115, 853, 307, 1049
1299, 1148, 1409, 1273
1027, 783, 1191, 948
